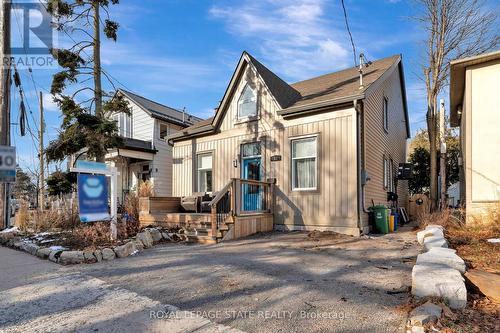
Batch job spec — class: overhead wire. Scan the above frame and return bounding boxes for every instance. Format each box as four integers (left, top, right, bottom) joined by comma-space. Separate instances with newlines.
340, 0, 358, 67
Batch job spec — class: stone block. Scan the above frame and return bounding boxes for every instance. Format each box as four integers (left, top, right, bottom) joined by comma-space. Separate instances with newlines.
412, 264, 467, 309
408, 301, 442, 326
423, 235, 448, 251
417, 247, 466, 273
59, 251, 85, 265
114, 241, 137, 258
101, 248, 116, 261
137, 231, 153, 248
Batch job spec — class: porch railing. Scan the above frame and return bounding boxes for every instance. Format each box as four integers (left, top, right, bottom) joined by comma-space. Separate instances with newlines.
209, 178, 275, 237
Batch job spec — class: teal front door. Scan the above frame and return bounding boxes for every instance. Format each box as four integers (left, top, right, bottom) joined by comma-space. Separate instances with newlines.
242, 157, 262, 211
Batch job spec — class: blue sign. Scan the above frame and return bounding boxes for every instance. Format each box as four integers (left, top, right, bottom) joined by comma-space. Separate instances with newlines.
76, 160, 108, 170
77, 174, 110, 222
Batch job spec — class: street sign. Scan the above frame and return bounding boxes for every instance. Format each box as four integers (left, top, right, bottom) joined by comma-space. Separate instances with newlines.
0, 146, 16, 183
77, 174, 110, 222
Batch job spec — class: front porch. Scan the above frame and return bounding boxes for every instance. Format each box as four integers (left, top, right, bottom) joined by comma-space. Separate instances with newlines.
138, 179, 275, 243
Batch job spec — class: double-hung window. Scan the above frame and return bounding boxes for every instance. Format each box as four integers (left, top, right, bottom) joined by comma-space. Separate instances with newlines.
197, 153, 213, 193
384, 157, 394, 191
291, 136, 318, 190
112, 112, 132, 138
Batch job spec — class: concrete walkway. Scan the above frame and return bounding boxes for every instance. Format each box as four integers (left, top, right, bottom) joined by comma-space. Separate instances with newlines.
0, 226, 419, 333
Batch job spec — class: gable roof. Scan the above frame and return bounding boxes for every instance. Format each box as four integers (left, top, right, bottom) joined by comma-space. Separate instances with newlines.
118, 89, 202, 127
286, 55, 401, 113
169, 52, 408, 141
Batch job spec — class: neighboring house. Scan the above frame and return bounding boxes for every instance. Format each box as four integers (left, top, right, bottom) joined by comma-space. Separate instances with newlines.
447, 182, 460, 208
106, 89, 202, 202
168, 51, 410, 236
449, 50, 500, 220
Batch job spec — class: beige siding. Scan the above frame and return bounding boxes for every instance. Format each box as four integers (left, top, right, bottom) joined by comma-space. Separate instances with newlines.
462, 59, 500, 218
362, 66, 409, 230
173, 61, 359, 235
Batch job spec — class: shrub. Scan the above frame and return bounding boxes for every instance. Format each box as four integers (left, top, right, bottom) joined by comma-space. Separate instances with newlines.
138, 180, 154, 197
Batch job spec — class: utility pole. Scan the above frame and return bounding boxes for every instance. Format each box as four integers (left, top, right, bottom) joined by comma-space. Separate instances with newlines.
39, 91, 44, 211
0, 0, 11, 229
439, 99, 447, 210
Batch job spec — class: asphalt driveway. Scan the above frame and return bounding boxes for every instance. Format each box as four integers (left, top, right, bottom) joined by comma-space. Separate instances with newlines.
78, 226, 419, 333
1, 225, 419, 333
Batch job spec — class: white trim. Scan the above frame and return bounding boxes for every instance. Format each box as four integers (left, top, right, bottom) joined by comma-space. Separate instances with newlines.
237, 83, 258, 120
290, 135, 319, 191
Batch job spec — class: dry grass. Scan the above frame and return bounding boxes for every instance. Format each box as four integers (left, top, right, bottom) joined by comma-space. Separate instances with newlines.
138, 180, 154, 197
417, 208, 499, 272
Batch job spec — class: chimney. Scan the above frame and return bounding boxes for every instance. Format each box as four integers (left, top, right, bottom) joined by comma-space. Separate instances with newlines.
358, 53, 364, 90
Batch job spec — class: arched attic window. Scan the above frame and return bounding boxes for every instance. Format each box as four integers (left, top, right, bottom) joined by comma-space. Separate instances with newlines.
237, 83, 257, 119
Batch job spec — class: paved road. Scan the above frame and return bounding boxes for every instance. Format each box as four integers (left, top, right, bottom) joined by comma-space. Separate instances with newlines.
0, 226, 419, 333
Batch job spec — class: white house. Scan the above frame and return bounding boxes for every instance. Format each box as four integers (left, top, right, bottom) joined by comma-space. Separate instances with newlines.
106, 89, 202, 202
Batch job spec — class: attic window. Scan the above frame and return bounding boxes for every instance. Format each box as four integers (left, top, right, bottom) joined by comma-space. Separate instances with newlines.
237, 84, 257, 119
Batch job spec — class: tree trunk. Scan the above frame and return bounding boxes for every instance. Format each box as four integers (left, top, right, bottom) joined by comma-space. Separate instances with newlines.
92, 1, 104, 162
427, 98, 438, 212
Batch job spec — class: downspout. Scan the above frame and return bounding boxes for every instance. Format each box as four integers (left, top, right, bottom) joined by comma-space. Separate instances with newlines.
355, 99, 370, 235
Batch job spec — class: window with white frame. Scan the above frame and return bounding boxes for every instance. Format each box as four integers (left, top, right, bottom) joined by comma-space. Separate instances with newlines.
291, 136, 318, 190
112, 112, 132, 138
197, 153, 213, 193
383, 97, 389, 131
237, 84, 257, 119
384, 157, 394, 191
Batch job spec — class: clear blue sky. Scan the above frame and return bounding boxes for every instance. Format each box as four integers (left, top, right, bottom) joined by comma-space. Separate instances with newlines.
11, 0, 498, 171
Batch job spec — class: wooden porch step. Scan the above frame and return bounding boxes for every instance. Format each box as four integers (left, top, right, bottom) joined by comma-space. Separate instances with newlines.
186, 235, 217, 245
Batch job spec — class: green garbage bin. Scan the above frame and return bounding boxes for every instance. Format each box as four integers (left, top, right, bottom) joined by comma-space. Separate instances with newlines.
372, 205, 389, 234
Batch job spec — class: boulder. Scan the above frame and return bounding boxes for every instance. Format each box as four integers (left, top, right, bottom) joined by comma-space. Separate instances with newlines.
465, 269, 500, 302
423, 235, 448, 251
426, 224, 444, 230
83, 251, 97, 263
408, 301, 442, 326
412, 264, 467, 309
417, 227, 444, 245
137, 231, 153, 248
161, 232, 172, 241
48, 250, 62, 263
94, 250, 103, 262
114, 241, 137, 258
148, 228, 163, 242
6, 236, 21, 247
21, 242, 40, 256
417, 247, 466, 273
101, 248, 116, 261
0, 232, 15, 245
36, 247, 52, 259
12, 241, 24, 250
59, 251, 85, 265
132, 240, 144, 252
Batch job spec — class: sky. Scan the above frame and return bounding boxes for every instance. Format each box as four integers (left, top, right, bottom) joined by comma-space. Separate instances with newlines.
9, 0, 499, 172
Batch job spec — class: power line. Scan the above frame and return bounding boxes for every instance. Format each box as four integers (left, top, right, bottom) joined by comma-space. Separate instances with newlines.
340, 0, 357, 67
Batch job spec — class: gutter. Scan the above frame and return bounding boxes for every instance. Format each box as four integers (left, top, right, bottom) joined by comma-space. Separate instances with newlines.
279, 94, 365, 117
354, 99, 370, 235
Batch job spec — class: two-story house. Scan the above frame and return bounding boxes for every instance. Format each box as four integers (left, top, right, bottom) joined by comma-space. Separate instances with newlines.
106, 89, 202, 203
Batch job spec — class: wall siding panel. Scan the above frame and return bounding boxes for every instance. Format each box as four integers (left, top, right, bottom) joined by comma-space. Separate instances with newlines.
362, 66, 409, 231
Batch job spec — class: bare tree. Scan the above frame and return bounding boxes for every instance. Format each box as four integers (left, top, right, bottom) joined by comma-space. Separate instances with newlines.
415, 0, 499, 211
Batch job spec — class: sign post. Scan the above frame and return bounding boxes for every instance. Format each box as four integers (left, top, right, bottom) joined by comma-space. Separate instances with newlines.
0, 145, 15, 229
71, 161, 119, 240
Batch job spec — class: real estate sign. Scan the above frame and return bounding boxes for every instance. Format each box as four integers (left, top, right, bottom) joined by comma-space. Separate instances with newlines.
0, 146, 16, 183
77, 173, 110, 222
